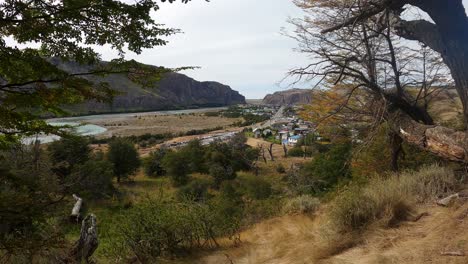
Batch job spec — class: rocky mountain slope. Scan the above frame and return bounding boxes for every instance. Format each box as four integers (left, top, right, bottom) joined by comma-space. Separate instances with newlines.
262, 88, 313, 106
54, 59, 246, 115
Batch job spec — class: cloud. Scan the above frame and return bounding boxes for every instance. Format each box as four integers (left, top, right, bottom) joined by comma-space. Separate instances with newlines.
97, 0, 309, 99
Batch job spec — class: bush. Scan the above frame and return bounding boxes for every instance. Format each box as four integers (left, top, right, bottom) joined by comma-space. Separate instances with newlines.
276, 163, 286, 174
283, 195, 320, 215
298, 143, 352, 194
70, 159, 115, 199
109, 195, 243, 262
287, 147, 304, 157
238, 174, 272, 200
177, 178, 212, 202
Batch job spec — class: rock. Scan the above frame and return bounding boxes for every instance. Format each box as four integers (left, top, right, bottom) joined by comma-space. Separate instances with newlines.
262, 88, 313, 106
50, 59, 246, 115
437, 193, 459, 206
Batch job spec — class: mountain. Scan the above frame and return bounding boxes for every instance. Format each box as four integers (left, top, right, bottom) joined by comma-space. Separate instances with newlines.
262, 88, 313, 106
53, 59, 246, 115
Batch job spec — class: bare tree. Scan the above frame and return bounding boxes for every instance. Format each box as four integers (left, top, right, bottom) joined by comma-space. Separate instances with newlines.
291, 0, 468, 163
267, 143, 275, 161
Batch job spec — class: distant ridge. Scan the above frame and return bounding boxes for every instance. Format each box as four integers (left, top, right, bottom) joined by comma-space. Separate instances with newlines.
52, 59, 246, 115
262, 88, 313, 106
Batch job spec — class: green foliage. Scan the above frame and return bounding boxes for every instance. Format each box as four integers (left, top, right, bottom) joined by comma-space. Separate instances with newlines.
0, 144, 65, 259
144, 148, 171, 177
238, 174, 272, 200
109, 194, 243, 262
0, 0, 198, 146
209, 164, 236, 188
287, 143, 352, 195
177, 178, 212, 202
303, 143, 352, 193
204, 111, 221, 117
288, 146, 306, 157
162, 151, 190, 186
70, 158, 115, 199
48, 136, 91, 175
108, 138, 140, 182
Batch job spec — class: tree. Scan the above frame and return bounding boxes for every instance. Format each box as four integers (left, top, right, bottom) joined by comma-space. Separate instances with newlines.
162, 151, 190, 186
48, 136, 91, 176
70, 159, 115, 199
291, 0, 468, 164
144, 147, 171, 177
0, 0, 204, 147
0, 143, 65, 260
108, 138, 140, 182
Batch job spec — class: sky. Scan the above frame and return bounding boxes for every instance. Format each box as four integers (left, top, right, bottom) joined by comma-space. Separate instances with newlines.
97, 0, 310, 99
8, 0, 468, 99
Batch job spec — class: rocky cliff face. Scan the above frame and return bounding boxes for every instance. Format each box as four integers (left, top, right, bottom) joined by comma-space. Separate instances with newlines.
55, 60, 246, 115
262, 89, 313, 106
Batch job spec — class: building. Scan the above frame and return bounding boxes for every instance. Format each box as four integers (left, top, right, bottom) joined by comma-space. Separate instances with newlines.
253, 128, 262, 138
288, 135, 302, 146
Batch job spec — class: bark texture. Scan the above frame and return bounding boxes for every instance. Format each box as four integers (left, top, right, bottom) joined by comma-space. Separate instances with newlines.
71, 214, 99, 263
396, 114, 468, 162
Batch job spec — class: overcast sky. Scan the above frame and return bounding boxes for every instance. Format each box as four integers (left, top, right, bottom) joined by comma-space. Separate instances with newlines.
98, 0, 309, 99
83, 0, 468, 99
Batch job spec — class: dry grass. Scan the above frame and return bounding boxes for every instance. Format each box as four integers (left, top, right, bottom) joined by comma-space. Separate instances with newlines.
94, 113, 242, 137
312, 165, 459, 260
283, 195, 321, 215
189, 165, 467, 264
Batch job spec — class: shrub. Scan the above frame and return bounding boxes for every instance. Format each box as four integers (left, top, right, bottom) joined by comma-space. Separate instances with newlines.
287, 147, 304, 157
177, 178, 212, 202
70, 159, 115, 199
238, 174, 272, 200
283, 195, 320, 215
209, 164, 236, 188
109, 195, 243, 262
298, 143, 352, 194
276, 163, 286, 174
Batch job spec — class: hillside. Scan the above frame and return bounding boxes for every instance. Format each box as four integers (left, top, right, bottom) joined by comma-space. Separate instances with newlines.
52, 59, 246, 115
263, 88, 313, 106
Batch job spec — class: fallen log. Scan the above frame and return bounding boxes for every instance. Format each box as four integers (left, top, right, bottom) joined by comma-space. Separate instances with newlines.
70, 194, 83, 222
437, 193, 459, 207
440, 251, 465, 257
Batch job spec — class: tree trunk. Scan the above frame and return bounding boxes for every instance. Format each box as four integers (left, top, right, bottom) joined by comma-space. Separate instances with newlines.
390, 131, 403, 171
283, 144, 288, 158
443, 47, 468, 127
395, 113, 468, 163
71, 214, 99, 263
268, 143, 275, 161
